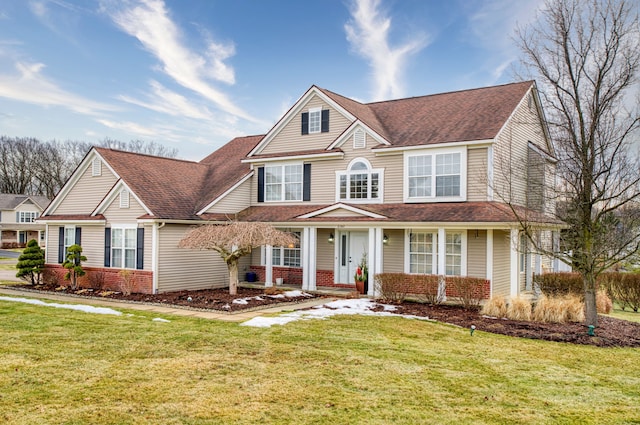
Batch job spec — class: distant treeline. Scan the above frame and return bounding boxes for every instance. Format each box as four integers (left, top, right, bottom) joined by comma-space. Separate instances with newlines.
0, 136, 178, 199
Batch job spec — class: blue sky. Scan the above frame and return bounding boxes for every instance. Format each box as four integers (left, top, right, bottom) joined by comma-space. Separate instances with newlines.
0, 0, 543, 160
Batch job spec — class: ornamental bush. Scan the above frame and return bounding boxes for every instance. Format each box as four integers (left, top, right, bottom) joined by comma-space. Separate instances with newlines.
62, 244, 87, 290
15, 239, 45, 285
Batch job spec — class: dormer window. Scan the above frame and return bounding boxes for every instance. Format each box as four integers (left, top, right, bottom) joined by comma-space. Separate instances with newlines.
336, 158, 383, 202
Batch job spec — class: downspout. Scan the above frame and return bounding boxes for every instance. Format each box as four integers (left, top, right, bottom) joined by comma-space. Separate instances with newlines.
152, 222, 165, 294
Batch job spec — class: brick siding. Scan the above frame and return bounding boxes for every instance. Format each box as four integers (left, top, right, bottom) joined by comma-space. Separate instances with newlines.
43, 264, 153, 294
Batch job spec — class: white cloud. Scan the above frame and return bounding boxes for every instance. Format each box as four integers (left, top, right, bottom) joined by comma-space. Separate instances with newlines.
345, 0, 428, 101
118, 80, 215, 121
97, 118, 162, 137
103, 0, 253, 122
0, 61, 116, 115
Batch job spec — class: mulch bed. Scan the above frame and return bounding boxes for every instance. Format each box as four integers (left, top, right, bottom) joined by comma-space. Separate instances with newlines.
12, 284, 640, 347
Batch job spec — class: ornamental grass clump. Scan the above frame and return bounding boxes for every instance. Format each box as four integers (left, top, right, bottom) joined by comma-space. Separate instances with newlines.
597, 290, 613, 314
481, 295, 508, 318
506, 297, 532, 321
533, 295, 585, 323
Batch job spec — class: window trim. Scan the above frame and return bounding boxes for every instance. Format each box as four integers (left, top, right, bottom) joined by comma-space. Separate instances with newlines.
308, 107, 322, 134
404, 229, 467, 276
404, 147, 467, 202
263, 162, 304, 203
262, 230, 302, 268
110, 225, 137, 269
63, 225, 76, 258
406, 230, 438, 274
335, 158, 384, 203
18, 211, 38, 223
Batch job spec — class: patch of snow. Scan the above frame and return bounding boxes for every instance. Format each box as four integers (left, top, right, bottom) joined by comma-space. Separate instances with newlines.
267, 294, 285, 299
241, 298, 431, 328
232, 298, 249, 305
152, 318, 171, 323
0, 296, 122, 316
283, 290, 313, 298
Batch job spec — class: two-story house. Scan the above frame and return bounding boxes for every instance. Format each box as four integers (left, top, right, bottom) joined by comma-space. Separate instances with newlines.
0, 194, 50, 248
39, 81, 561, 298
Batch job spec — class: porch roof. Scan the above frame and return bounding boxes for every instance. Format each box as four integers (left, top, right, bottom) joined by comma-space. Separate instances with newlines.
199, 202, 563, 226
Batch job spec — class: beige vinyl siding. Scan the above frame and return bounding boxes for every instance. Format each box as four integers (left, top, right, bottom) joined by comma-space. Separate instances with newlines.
492, 93, 548, 207
467, 148, 488, 202
53, 163, 118, 215
203, 178, 251, 214
157, 224, 230, 292
103, 196, 147, 222
260, 95, 353, 155
382, 229, 404, 273
466, 229, 487, 278
46, 226, 60, 264
492, 230, 511, 297
316, 228, 334, 270
45, 224, 106, 267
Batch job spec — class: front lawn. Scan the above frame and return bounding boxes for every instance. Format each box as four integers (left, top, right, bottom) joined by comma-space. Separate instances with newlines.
1, 297, 639, 424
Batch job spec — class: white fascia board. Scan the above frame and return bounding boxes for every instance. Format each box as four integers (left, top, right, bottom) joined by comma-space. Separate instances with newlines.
372, 139, 494, 155
92, 180, 153, 216
327, 121, 391, 150
242, 151, 343, 164
39, 219, 106, 225
196, 172, 253, 215
247, 86, 357, 157
297, 203, 387, 219
44, 149, 118, 215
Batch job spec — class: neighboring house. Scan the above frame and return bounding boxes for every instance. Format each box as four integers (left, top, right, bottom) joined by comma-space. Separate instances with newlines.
40, 81, 562, 298
0, 194, 50, 248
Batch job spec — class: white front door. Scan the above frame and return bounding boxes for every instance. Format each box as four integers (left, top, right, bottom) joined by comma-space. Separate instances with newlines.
337, 231, 368, 284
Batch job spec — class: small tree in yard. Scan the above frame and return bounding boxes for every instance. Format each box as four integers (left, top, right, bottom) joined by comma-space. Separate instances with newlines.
15, 239, 44, 285
62, 244, 87, 290
178, 222, 297, 295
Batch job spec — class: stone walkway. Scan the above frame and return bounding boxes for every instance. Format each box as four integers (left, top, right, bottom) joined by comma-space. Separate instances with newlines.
0, 286, 333, 322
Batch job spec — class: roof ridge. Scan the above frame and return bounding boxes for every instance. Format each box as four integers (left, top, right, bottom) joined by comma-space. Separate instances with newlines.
94, 147, 201, 165
364, 80, 534, 106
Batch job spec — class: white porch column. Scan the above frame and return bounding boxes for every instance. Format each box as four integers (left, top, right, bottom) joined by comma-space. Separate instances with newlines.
265, 244, 273, 287
510, 228, 519, 297
367, 227, 383, 297
152, 223, 159, 294
486, 229, 493, 297
302, 227, 317, 291
437, 227, 446, 300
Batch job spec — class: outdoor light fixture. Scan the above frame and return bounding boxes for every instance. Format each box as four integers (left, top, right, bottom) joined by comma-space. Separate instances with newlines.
383, 234, 389, 244
328, 233, 334, 243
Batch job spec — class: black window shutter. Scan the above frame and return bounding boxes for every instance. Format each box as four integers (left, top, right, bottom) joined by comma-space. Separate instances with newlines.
321, 109, 329, 133
58, 227, 65, 263
104, 228, 111, 267
301, 112, 309, 135
136, 228, 144, 270
303, 163, 311, 201
75, 227, 82, 245
257, 167, 265, 202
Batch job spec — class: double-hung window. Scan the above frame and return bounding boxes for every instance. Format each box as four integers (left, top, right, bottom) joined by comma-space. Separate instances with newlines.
406, 150, 465, 201
409, 232, 436, 274
268, 231, 301, 267
111, 227, 137, 269
337, 159, 382, 202
265, 164, 303, 201
308, 108, 321, 134
445, 233, 463, 276
18, 211, 38, 223
64, 226, 75, 258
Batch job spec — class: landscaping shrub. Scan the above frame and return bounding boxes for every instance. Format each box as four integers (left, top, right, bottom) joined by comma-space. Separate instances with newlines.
481, 295, 508, 318
564, 295, 585, 323
375, 273, 408, 304
62, 244, 86, 291
532, 295, 584, 323
506, 297, 532, 321
412, 274, 443, 305
15, 239, 44, 285
596, 290, 613, 314
446, 276, 486, 309
534, 272, 583, 296
87, 270, 105, 291
119, 270, 136, 296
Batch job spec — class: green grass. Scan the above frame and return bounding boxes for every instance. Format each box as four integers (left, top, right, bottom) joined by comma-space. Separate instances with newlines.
1, 296, 639, 424
607, 306, 640, 323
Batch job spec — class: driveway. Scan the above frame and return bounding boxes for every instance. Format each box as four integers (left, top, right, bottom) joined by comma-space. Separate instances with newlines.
0, 249, 20, 258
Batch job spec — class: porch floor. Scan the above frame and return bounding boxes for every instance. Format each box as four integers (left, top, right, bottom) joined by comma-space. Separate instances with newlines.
240, 282, 361, 297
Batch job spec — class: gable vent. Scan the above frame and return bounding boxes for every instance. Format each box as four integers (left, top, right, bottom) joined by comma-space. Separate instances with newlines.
92, 158, 102, 176
119, 189, 130, 209
353, 129, 366, 149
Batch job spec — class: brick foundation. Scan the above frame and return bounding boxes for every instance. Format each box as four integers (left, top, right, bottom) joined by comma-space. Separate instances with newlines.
43, 264, 154, 294
249, 266, 355, 289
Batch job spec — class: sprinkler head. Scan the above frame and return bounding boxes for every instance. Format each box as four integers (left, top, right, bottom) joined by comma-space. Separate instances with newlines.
470, 325, 476, 336
187, 296, 193, 302
587, 325, 595, 336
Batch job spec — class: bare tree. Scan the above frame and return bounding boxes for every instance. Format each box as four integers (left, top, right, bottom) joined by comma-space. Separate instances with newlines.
515, 0, 640, 326
178, 222, 298, 295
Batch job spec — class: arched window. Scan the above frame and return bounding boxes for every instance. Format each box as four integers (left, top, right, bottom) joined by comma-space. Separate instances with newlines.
337, 158, 382, 202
